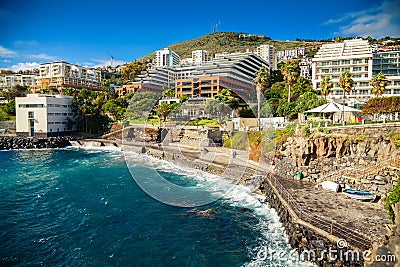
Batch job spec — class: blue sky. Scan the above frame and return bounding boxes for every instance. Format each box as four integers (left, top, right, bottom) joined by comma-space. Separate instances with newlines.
1, 0, 399, 71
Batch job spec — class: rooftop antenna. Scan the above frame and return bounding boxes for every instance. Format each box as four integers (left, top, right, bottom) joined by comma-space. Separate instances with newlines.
107, 51, 114, 67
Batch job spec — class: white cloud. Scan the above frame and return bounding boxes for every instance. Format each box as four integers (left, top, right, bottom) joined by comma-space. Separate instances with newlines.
0, 45, 17, 58
324, 0, 400, 38
3, 59, 11, 63
10, 62, 40, 72
27, 53, 56, 61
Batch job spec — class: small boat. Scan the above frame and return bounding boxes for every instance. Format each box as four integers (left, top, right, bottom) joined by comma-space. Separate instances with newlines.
342, 189, 376, 202
321, 181, 340, 192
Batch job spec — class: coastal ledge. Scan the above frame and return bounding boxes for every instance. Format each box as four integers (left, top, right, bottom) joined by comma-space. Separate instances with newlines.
0, 136, 75, 150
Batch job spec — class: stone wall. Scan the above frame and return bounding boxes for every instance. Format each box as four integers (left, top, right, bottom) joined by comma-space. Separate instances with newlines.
326, 123, 400, 137
276, 136, 400, 197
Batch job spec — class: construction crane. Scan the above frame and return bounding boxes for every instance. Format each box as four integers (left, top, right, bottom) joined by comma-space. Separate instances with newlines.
107, 51, 114, 68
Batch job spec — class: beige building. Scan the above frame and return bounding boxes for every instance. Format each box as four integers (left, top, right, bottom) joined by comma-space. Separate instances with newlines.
16, 94, 76, 137
191, 50, 210, 65
256, 45, 277, 70
37, 61, 101, 92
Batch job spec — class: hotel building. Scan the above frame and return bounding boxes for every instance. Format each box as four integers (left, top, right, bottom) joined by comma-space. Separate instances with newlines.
174, 52, 269, 101
312, 39, 400, 105
0, 74, 40, 91
15, 94, 76, 137
191, 50, 210, 65
256, 45, 277, 70
36, 61, 101, 92
155, 48, 180, 67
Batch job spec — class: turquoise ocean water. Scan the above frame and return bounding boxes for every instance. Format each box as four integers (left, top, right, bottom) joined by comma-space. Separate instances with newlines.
0, 147, 313, 266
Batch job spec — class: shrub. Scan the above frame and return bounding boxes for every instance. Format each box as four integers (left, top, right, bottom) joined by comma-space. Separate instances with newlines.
385, 178, 400, 222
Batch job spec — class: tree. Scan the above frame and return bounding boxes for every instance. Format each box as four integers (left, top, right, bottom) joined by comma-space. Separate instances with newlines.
155, 102, 177, 123
320, 76, 333, 100
205, 98, 230, 122
385, 178, 400, 228
338, 71, 354, 125
282, 59, 300, 103
254, 66, 269, 130
120, 61, 147, 82
3, 99, 15, 115
370, 72, 388, 97
125, 91, 159, 121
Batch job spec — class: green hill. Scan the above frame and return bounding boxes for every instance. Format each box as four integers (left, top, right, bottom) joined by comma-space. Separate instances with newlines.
137, 32, 331, 62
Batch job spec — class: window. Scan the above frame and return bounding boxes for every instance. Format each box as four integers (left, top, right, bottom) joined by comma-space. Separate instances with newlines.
353, 74, 362, 78
365, 66, 368, 71
394, 89, 400, 94
341, 60, 350, 65
321, 69, 329, 73
322, 62, 330, 66
394, 81, 400, 86
331, 61, 339, 65
19, 104, 44, 108
353, 59, 362, 64
384, 89, 392, 94
360, 82, 369, 86
332, 76, 338, 79
331, 68, 340, 73
28, 111, 34, 119
353, 66, 361, 71
342, 67, 350, 72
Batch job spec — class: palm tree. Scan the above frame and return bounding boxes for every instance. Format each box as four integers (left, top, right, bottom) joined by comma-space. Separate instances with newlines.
338, 71, 354, 126
320, 76, 333, 100
254, 67, 269, 131
370, 72, 388, 97
282, 59, 300, 103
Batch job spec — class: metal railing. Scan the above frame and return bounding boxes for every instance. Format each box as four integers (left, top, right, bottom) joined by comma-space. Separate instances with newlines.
267, 174, 371, 250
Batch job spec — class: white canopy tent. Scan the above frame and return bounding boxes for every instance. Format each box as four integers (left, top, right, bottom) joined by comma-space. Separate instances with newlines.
304, 102, 361, 113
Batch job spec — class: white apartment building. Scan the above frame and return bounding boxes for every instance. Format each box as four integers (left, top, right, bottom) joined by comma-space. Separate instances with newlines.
299, 57, 313, 80
16, 94, 76, 137
155, 48, 180, 67
192, 50, 210, 65
256, 45, 277, 70
372, 46, 400, 96
313, 39, 377, 105
0, 74, 40, 91
277, 48, 305, 61
38, 61, 101, 92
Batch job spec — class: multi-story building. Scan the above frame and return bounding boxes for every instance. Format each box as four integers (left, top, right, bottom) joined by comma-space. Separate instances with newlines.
191, 50, 210, 65
299, 57, 313, 80
114, 83, 142, 97
372, 46, 400, 96
0, 74, 40, 91
155, 48, 180, 67
256, 45, 277, 70
277, 48, 305, 61
37, 61, 101, 92
15, 94, 76, 137
119, 52, 268, 102
312, 39, 400, 105
174, 52, 269, 101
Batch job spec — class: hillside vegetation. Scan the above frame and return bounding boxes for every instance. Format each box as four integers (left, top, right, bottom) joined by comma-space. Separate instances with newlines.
137, 32, 331, 62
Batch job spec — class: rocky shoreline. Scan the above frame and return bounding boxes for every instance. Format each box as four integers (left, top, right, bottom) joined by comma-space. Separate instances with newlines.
0, 136, 75, 150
